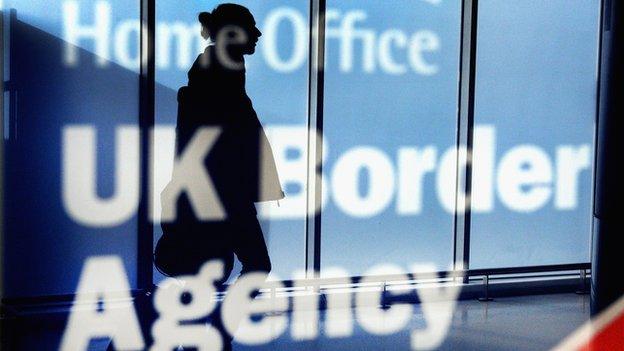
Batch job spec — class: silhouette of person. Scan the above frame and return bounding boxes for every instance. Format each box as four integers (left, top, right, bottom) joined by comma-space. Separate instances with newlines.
156, 2, 284, 280
152, 3, 284, 350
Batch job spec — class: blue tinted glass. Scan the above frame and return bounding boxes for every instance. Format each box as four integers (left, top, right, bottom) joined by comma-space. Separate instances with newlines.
320, 0, 462, 276
469, 0, 600, 268
3, 0, 140, 296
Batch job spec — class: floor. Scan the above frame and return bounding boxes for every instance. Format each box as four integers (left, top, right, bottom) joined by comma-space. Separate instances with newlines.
236, 293, 590, 351
2, 293, 590, 351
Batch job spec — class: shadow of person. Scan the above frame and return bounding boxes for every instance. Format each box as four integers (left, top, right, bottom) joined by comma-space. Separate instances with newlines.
152, 3, 285, 351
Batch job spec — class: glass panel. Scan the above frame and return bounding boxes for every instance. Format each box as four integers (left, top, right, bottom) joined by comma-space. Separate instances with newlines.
2, 0, 140, 297
469, 0, 600, 268
153, 0, 309, 283
320, 0, 462, 276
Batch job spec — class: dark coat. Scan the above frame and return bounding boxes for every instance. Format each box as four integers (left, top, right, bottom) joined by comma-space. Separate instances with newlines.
155, 46, 283, 277
178, 46, 284, 209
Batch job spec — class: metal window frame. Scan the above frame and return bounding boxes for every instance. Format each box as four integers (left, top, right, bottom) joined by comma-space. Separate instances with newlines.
301, 0, 485, 276
305, 0, 327, 278
1, 262, 590, 308
138, 0, 155, 291
453, 0, 479, 274
300, 0, 484, 276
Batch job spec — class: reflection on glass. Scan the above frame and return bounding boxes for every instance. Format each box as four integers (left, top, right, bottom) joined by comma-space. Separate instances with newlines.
320, 0, 462, 276
469, 0, 599, 268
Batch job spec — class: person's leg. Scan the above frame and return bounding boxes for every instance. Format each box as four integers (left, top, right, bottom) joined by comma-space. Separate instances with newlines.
214, 215, 271, 349
203, 235, 235, 351
230, 215, 272, 275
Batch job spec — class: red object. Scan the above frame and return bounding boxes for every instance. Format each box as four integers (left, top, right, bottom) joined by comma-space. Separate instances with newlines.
580, 311, 624, 350
554, 295, 624, 351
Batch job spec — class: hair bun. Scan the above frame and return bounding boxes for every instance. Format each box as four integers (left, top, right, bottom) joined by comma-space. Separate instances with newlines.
198, 11, 212, 27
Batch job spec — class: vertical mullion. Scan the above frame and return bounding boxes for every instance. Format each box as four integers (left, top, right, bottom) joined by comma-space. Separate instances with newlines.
453, 0, 479, 274
589, 0, 605, 262
0, 10, 5, 302
1, 8, 15, 304
305, 0, 326, 278
138, 0, 155, 290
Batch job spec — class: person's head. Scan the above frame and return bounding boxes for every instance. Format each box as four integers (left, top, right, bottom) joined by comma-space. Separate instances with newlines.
198, 4, 262, 56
